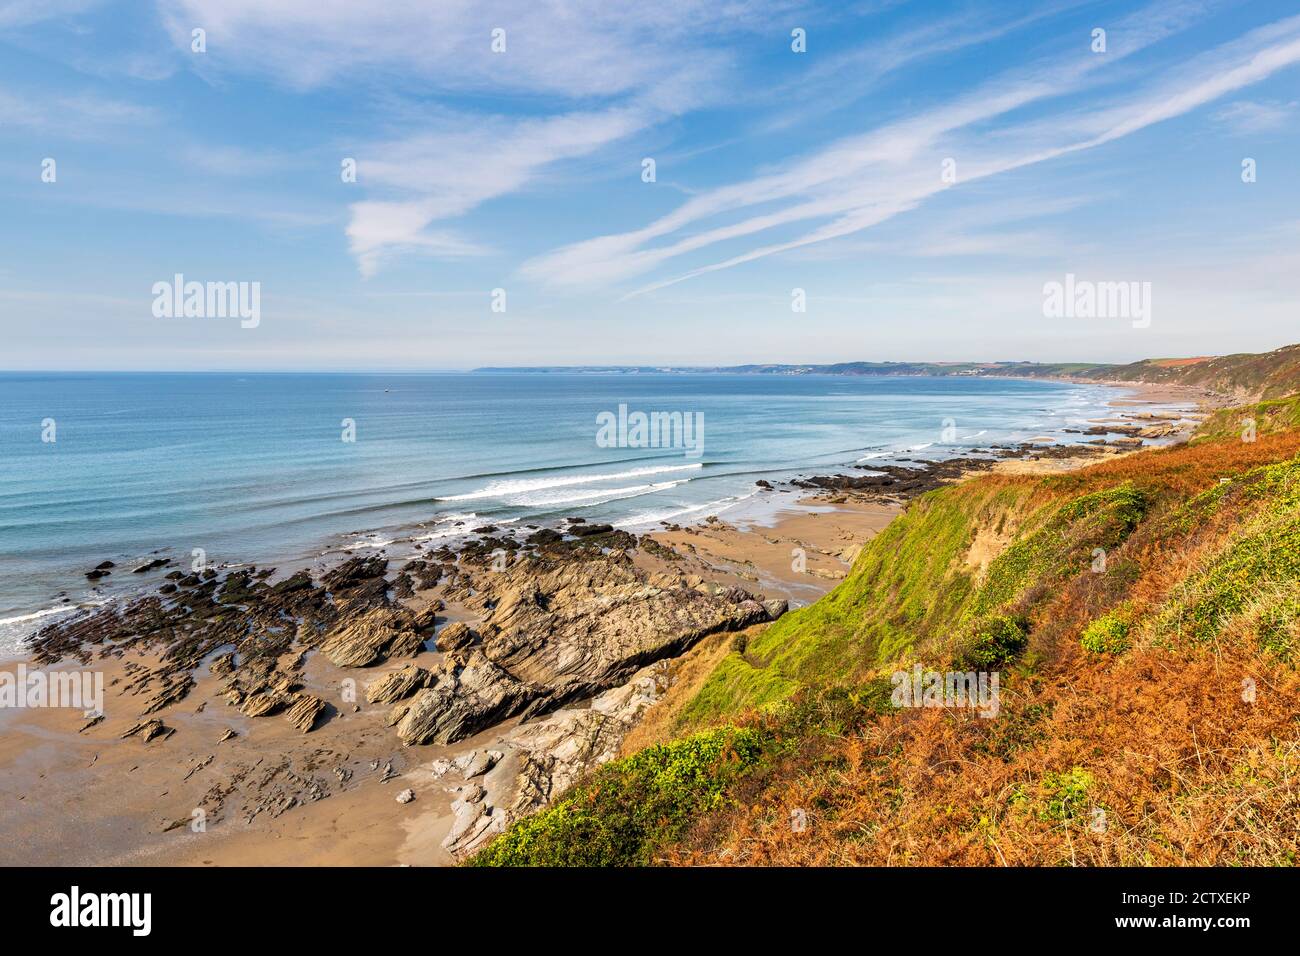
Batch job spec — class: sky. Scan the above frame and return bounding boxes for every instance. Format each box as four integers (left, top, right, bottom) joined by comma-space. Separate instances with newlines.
0, 0, 1298, 370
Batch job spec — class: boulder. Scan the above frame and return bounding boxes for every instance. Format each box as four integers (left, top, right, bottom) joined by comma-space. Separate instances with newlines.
389, 651, 545, 746
365, 664, 433, 704
435, 621, 477, 653
318, 607, 423, 667
284, 694, 326, 733
454, 748, 503, 778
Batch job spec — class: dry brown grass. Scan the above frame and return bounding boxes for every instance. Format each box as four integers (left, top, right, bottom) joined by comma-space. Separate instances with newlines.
669, 635, 1299, 866
661, 431, 1300, 867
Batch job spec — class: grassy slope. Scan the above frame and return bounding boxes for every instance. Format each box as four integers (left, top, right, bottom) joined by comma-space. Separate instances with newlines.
989, 343, 1300, 400
473, 401, 1300, 866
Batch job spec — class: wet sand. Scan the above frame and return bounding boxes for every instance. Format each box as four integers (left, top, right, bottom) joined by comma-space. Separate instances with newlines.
0, 495, 896, 867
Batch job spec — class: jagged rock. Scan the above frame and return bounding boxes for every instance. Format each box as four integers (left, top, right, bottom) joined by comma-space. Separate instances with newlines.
396, 788, 415, 804
390, 651, 545, 746
284, 694, 326, 733
435, 621, 477, 653
412, 603, 442, 633
454, 749, 503, 778
478, 556, 767, 701
430, 758, 452, 777
442, 793, 505, 855
504, 663, 665, 820
132, 558, 170, 574
318, 606, 423, 667
238, 690, 286, 717
365, 664, 433, 704
763, 598, 789, 620
121, 719, 174, 743
78, 713, 104, 733
219, 729, 237, 743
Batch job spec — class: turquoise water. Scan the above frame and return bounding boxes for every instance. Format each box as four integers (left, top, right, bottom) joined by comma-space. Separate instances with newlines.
0, 371, 1119, 656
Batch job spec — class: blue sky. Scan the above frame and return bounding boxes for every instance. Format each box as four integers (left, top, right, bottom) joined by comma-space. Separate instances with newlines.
1, 0, 1298, 370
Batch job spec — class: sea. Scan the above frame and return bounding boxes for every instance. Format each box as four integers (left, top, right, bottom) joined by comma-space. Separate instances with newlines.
0, 370, 1135, 658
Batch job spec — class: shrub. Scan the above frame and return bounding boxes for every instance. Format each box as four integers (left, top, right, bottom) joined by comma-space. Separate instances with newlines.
960, 614, 1029, 669
1080, 611, 1131, 655
1010, 766, 1095, 822
468, 726, 765, 866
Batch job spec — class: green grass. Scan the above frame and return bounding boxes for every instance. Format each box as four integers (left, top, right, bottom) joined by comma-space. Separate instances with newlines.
1193, 395, 1300, 444
681, 482, 1025, 721
1010, 767, 1096, 823
1080, 610, 1131, 655
683, 481, 1148, 723
968, 484, 1146, 618
467, 726, 766, 866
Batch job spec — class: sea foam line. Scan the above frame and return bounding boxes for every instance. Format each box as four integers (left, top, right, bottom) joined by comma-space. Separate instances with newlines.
436, 463, 701, 501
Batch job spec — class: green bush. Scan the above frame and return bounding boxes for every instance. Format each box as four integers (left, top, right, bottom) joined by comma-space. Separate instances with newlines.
1080, 612, 1131, 655
1010, 766, 1095, 822
961, 614, 1030, 669
468, 726, 766, 866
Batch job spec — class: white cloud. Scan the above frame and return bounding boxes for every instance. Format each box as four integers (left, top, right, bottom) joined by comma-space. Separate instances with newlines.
161, 0, 794, 275
0, 87, 156, 134
0, 0, 101, 29
520, 10, 1300, 297
161, 0, 768, 97
1213, 98, 1297, 133
346, 105, 650, 275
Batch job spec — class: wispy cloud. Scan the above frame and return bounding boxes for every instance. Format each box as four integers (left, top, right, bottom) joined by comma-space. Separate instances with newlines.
1213, 98, 1297, 133
346, 106, 654, 275
0, 0, 101, 29
161, 0, 798, 275
162, 0, 772, 97
0, 86, 155, 135
519, 8, 1300, 298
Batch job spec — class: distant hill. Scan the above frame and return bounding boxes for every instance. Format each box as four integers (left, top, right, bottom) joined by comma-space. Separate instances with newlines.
478, 342, 1300, 401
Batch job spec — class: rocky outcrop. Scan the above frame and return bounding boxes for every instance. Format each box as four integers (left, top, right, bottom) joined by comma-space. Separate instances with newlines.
504, 662, 667, 819
318, 606, 423, 668
388, 651, 547, 746
436, 660, 672, 859
121, 718, 175, 743
475, 555, 767, 704
442, 784, 507, 855
364, 664, 433, 704
434, 621, 477, 653
284, 694, 326, 733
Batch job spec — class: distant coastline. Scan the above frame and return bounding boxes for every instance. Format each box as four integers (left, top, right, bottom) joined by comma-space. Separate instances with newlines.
477, 342, 1300, 403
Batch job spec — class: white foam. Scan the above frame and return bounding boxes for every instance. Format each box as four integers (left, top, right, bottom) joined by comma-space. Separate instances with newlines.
514, 479, 687, 508
618, 490, 758, 529
344, 535, 396, 550
436, 463, 701, 502
0, 605, 78, 627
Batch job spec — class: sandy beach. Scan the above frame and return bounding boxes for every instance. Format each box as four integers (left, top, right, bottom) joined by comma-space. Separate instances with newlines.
0, 493, 898, 867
